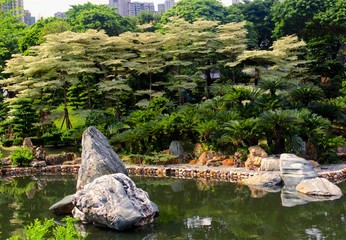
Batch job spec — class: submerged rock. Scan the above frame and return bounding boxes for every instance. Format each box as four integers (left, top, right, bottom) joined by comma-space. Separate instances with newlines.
49, 195, 74, 215
296, 177, 343, 197
76, 126, 128, 190
72, 173, 158, 231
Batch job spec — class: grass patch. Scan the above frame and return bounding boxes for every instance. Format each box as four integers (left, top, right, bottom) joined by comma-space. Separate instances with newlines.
51, 105, 87, 131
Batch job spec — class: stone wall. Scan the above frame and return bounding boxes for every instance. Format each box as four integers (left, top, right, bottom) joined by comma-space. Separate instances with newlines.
1, 165, 346, 184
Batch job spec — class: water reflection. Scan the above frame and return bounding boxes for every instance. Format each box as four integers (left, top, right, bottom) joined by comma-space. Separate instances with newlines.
0, 176, 346, 240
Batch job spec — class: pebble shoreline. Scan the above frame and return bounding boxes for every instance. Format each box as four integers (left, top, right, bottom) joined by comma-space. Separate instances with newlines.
1, 164, 346, 184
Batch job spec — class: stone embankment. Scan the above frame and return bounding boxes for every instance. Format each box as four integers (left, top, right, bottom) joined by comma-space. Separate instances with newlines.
1, 164, 346, 184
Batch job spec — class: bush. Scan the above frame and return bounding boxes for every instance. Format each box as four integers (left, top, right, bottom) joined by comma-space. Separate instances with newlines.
13, 138, 24, 146
10, 147, 34, 166
8, 216, 86, 240
2, 138, 13, 147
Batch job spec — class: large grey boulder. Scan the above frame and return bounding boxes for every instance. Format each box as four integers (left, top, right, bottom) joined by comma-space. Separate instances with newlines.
280, 153, 317, 187
260, 156, 280, 171
72, 173, 158, 231
76, 126, 128, 190
296, 177, 343, 197
169, 141, 184, 158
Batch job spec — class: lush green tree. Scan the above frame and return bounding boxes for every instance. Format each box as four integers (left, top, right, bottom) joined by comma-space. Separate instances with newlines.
18, 18, 71, 54
232, 0, 275, 49
271, 0, 335, 39
0, 9, 26, 76
66, 3, 134, 36
137, 10, 162, 25
7, 98, 39, 139
161, 0, 230, 23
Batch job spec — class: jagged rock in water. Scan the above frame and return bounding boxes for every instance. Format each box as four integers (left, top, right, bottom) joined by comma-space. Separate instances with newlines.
280, 153, 317, 187
296, 177, 343, 197
76, 126, 128, 190
72, 173, 159, 231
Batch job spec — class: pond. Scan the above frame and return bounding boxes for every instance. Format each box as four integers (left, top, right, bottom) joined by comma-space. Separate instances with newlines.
1, 175, 346, 239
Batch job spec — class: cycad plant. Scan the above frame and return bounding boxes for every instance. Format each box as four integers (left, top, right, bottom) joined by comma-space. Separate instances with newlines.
259, 109, 300, 154
289, 83, 324, 107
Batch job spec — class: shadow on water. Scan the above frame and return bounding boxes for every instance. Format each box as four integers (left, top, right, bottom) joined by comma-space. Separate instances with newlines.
1, 175, 346, 239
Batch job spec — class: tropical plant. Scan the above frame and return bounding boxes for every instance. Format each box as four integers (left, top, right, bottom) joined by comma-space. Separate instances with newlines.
10, 147, 34, 166
8, 217, 85, 240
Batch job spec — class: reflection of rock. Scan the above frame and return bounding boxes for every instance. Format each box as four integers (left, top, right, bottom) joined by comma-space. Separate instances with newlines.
260, 156, 280, 171
242, 172, 282, 188
171, 180, 185, 192
72, 173, 158, 231
242, 173, 282, 198
76, 126, 128, 190
281, 187, 310, 207
280, 153, 317, 187
186, 216, 212, 229
296, 177, 342, 197
49, 195, 74, 215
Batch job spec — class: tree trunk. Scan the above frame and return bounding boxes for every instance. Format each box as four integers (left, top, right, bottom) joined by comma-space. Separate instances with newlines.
62, 82, 72, 130
205, 68, 212, 99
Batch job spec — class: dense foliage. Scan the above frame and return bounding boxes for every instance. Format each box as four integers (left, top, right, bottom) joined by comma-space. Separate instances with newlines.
8, 217, 85, 240
0, 0, 345, 163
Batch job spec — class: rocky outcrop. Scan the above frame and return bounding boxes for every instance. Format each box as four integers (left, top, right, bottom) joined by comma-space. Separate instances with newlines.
296, 178, 342, 197
245, 146, 268, 170
196, 151, 219, 165
76, 126, 128, 190
23, 137, 34, 150
280, 153, 317, 187
260, 156, 280, 171
169, 141, 184, 158
72, 173, 158, 231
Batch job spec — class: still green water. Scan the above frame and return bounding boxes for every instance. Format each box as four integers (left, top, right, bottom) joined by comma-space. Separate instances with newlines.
1, 175, 346, 240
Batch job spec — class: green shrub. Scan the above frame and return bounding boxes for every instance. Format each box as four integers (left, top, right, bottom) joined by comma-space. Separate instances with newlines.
13, 138, 24, 146
10, 147, 34, 166
8, 216, 86, 240
2, 138, 13, 147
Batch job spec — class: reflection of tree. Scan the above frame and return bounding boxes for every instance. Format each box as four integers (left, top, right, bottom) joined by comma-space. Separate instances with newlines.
0, 176, 76, 239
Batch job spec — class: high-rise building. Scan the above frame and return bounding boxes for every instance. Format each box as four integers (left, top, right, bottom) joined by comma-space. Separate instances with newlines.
129, 2, 154, 16
24, 10, 35, 25
54, 11, 67, 18
109, 0, 130, 16
157, 3, 165, 13
1, 0, 24, 22
164, 0, 175, 10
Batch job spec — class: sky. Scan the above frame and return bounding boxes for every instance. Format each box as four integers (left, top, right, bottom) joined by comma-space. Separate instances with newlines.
24, 0, 234, 19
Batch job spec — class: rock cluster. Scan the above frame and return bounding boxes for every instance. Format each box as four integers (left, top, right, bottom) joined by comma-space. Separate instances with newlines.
72, 173, 158, 230
245, 146, 268, 170
49, 126, 158, 231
